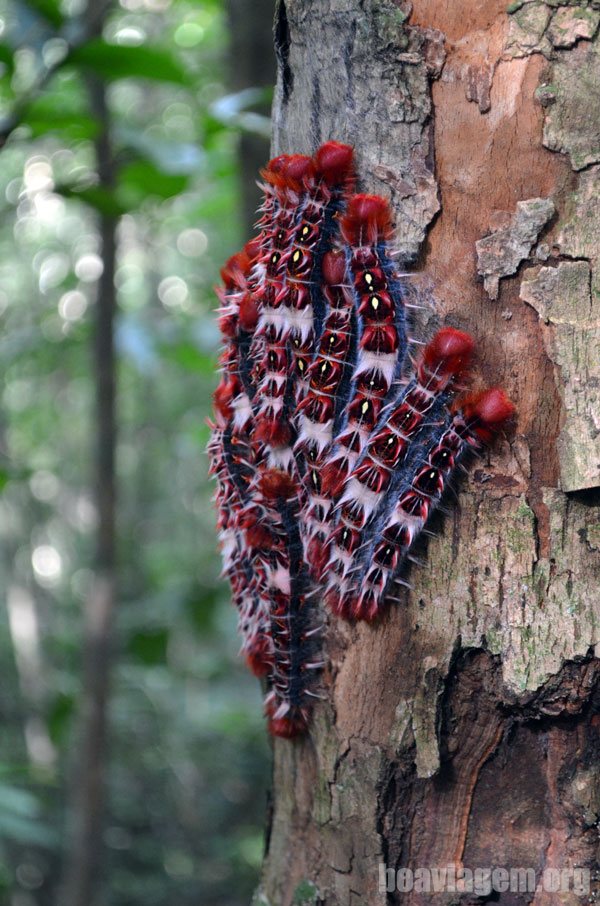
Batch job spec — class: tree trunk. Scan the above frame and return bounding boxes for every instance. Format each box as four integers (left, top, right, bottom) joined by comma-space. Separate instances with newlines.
258, 2, 600, 904
60, 3, 118, 904
226, 0, 276, 234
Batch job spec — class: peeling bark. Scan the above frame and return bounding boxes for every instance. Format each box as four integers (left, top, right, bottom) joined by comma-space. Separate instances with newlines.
476, 197, 555, 299
259, 2, 600, 903
520, 261, 599, 492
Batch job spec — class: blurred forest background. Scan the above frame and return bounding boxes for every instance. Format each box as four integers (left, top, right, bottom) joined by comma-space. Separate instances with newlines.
0, 0, 276, 904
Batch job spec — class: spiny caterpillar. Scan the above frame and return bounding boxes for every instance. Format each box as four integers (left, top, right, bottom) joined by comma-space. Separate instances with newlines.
208, 141, 514, 738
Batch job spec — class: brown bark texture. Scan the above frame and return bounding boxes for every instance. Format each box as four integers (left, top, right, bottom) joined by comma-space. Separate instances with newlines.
257, 1, 600, 904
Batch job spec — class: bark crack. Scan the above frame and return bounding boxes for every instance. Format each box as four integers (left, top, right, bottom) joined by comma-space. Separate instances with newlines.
274, 0, 293, 105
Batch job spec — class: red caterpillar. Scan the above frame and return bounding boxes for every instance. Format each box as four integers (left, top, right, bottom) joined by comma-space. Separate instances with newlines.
327, 387, 514, 621
321, 195, 411, 496
208, 141, 514, 738
246, 144, 355, 737
297, 194, 413, 580
211, 246, 274, 676
285, 142, 355, 407
253, 144, 354, 466
258, 469, 321, 738
251, 154, 313, 457
324, 327, 475, 617
295, 249, 357, 578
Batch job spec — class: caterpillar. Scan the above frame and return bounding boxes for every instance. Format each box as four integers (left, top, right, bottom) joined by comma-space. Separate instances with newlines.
243, 145, 355, 734
252, 144, 354, 465
210, 245, 274, 677
323, 327, 475, 618
295, 249, 358, 578
208, 141, 514, 738
320, 194, 412, 498
284, 142, 355, 408
252, 154, 315, 461
259, 468, 321, 738
326, 386, 514, 622
296, 193, 413, 582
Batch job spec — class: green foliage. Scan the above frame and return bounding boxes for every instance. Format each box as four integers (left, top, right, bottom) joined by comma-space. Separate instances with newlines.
23, 0, 63, 28
127, 627, 170, 665
0, 784, 56, 848
0, 1, 271, 905
65, 40, 189, 86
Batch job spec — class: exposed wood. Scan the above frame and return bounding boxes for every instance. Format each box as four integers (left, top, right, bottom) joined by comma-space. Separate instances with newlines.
258, 1, 600, 903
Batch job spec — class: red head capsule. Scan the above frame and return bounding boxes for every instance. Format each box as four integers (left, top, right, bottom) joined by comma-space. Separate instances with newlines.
340, 194, 393, 245
313, 140, 355, 185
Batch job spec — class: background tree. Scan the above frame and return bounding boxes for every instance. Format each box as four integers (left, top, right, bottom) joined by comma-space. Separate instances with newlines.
0, 1, 271, 904
256, 1, 600, 903
225, 0, 274, 233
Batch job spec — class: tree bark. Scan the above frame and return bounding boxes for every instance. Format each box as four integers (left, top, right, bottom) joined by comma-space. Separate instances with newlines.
258, 2, 600, 904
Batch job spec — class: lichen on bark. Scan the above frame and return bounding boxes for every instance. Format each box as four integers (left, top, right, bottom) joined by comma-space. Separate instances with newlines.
542, 38, 600, 169
475, 196, 555, 298
520, 261, 600, 492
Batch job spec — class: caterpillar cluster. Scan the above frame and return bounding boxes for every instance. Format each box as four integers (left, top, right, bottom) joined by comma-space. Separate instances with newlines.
208, 141, 514, 738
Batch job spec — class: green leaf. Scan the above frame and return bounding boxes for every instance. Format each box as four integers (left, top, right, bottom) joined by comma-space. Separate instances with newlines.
185, 585, 221, 635
160, 342, 216, 374
0, 811, 56, 847
0, 465, 31, 488
119, 159, 189, 203
115, 126, 204, 175
209, 87, 272, 137
22, 0, 64, 28
128, 628, 169, 666
0, 784, 56, 845
0, 784, 40, 817
18, 83, 97, 140
65, 40, 188, 85
48, 693, 75, 746
25, 112, 98, 141
0, 862, 11, 894
0, 44, 15, 75
55, 184, 128, 217
57, 159, 190, 215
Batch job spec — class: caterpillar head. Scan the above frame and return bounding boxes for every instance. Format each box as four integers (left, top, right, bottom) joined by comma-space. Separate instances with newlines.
340, 194, 393, 245
314, 140, 355, 186
461, 388, 515, 444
